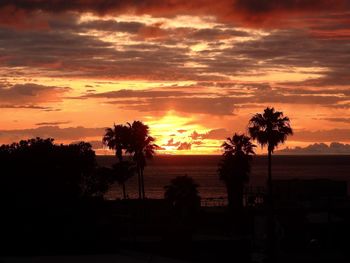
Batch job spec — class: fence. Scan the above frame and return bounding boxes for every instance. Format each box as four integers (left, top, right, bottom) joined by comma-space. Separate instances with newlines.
201, 185, 266, 207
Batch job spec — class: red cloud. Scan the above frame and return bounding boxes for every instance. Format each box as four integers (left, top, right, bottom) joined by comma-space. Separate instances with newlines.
177, 142, 191, 150
0, 0, 348, 29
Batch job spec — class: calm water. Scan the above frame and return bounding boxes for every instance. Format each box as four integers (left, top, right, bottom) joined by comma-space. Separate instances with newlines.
97, 155, 350, 200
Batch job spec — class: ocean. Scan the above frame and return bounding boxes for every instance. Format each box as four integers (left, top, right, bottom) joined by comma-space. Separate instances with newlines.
97, 155, 350, 200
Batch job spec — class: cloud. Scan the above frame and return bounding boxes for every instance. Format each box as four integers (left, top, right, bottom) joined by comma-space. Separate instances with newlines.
97, 83, 350, 115
1, 14, 349, 86
319, 118, 350, 124
0, 126, 105, 143
163, 138, 180, 147
0, 83, 70, 104
162, 139, 193, 150
177, 142, 191, 150
277, 142, 350, 155
293, 129, 350, 142
190, 128, 231, 140
82, 89, 204, 99
0, 27, 199, 81
0, 0, 348, 29
0, 104, 52, 110
111, 97, 237, 115
35, 121, 71, 126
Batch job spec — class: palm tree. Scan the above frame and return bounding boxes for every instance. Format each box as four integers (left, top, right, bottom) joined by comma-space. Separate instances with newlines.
248, 107, 293, 202
127, 121, 157, 199
218, 133, 256, 210
102, 124, 130, 162
248, 107, 293, 259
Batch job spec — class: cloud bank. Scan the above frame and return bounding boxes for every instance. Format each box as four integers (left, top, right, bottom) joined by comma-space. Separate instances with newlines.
277, 142, 350, 155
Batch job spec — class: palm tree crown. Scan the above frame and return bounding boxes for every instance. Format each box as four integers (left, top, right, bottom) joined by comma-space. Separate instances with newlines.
222, 133, 256, 157
127, 121, 157, 168
248, 107, 293, 152
102, 124, 130, 162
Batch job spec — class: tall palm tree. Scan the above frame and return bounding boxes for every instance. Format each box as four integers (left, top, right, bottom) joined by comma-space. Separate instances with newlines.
127, 121, 157, 199
248, 107, 293, 258
218, 133, 255, 210
248, 107, 293, 202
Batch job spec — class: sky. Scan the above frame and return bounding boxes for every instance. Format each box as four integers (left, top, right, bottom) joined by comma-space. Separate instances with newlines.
0, 0, 350, 155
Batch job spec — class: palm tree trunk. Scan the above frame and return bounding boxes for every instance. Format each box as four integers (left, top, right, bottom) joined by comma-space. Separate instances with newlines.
137, 167, 142, 199
267, 149, 274, 261
226, 185, 234, 211
122, 182, 126, 199
268, 149, 272, 201
141, 168, 145, 199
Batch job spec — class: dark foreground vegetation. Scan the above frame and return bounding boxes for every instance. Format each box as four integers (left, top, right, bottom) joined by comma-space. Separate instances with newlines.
1, 108, 350, 263
0, 137, 251, 262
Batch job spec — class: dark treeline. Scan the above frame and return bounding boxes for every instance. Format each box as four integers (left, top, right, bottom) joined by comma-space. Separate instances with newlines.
0, 138, 111, 203
0, 138, 116, 254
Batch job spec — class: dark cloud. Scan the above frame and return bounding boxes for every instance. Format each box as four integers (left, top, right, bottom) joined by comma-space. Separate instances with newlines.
319, 118, 350, 124
213, 29, 350, 87
0, 0, 348, 29
0, 104, 52, 110
293, 129, 350, 142
0, 83, 70, 104
35, 121, 71, 126
233, 0, 346, 14
277, 142, 350, 155
0, 27, 199, 81
1, 13, 349, 86
77, 20, 143, 34
0, 126, 105, 143
101, 83, 350, 116
190, 28, 250, 40
82, 89, 204, 99
111, 97, 237, 115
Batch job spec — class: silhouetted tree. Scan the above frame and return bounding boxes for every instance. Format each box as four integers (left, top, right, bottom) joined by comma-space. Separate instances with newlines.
0, 138, 116, 205
127, 121, 157, 199
102, 124, 130, 162
248, 107, 293, 260
218, 133, 255, 210
0, 138, 118, 253
164, 175, 201, 219
248, 107, 293, 202
81, 166, 114, 199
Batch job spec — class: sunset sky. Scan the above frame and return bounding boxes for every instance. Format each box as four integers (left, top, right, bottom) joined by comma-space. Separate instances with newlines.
0, 0, 350, 154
